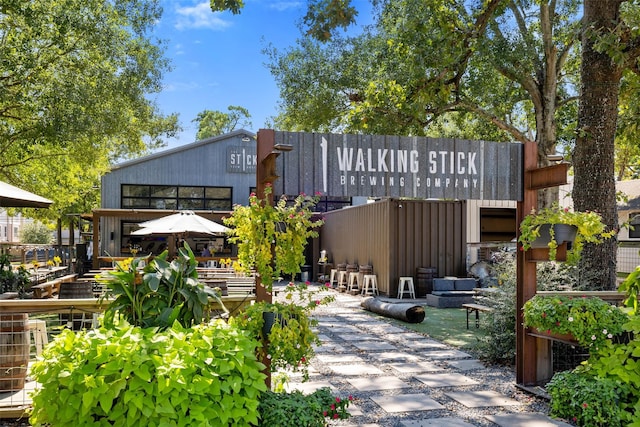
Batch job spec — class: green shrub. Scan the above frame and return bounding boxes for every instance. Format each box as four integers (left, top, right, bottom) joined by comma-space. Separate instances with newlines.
258, 387, 351, 427
547, 369, 631, 427
473, 252, 580, 365
29, 319, 267, 427
0, 254, 30, 297
579, 314, 640, 425
98, 243, 224, 330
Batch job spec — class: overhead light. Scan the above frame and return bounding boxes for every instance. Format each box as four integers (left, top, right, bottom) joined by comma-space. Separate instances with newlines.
547, 154, 564, 162
273, 143, 293, 152
241, 135, 251, 142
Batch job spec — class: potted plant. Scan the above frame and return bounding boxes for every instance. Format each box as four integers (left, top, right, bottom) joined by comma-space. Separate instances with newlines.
223, 184, 324, 289
522, 294, 629, 349
231, 281, 334, 381
518, 203, 615, 263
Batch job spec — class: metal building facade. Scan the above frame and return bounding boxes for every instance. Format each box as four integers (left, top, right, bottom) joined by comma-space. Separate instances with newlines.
320, 198, 467, 296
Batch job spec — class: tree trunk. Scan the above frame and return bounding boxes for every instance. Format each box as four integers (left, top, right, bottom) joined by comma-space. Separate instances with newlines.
361, 297, 425, 323
573, 0, 623, 290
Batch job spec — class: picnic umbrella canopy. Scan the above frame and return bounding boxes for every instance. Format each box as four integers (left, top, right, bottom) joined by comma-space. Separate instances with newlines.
0, 180, 52, 208
131, 210, 230, 236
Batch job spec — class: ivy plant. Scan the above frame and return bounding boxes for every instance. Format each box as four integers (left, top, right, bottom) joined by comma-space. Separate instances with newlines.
223, 184, 323, 289
29, 319, 267, 427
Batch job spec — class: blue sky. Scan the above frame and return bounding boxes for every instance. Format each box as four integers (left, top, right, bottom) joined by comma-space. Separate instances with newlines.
152, 1, 373, 149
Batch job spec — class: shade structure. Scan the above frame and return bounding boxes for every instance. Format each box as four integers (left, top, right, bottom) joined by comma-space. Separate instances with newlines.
131, 210, 230, 236
0, 180, 52, 208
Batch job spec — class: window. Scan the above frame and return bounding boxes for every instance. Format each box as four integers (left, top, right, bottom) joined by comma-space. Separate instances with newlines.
629, 212, 640, 238
121, 185, 232, 211
278, 195, 351, 212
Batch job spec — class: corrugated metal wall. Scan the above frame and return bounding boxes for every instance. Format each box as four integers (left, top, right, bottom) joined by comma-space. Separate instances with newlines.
321, 199, 467, 296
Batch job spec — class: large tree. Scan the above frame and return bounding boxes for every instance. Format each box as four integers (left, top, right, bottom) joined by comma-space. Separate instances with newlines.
572, 1, 640, 289
265, 1, 581, 173
1, 0, 179, 231
192, 106, 252, 140
213, 0, 640, 289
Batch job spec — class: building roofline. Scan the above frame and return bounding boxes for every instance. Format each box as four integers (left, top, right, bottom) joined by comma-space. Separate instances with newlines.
111, 129, 255, 171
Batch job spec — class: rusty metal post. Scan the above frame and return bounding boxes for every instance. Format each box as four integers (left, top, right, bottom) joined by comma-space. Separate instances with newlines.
255, 129, 276, 388
516, 141, 540, 385
516, 141, 569, 386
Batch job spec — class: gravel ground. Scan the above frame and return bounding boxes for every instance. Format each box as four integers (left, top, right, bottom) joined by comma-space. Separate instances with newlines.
300, 287, 555, 426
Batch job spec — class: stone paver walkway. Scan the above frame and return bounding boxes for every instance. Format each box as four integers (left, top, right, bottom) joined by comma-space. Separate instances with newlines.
282, 291, 571, 427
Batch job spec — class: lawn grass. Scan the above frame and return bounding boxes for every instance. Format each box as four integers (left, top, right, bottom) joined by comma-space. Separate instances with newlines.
366, 305, 487, 350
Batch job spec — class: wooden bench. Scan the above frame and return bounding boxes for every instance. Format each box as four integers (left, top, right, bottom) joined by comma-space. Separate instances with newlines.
462, 303, 493, 329
32, 274, 78, 299
225, 277, 256, 295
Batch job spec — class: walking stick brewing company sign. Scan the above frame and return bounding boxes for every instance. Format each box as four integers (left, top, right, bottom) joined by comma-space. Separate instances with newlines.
272, 131, 523, 201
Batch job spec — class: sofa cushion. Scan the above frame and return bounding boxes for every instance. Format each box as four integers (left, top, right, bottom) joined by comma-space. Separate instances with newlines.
432, 291, 476, 297
433, 278, 455, 291
454, 279, 477, 291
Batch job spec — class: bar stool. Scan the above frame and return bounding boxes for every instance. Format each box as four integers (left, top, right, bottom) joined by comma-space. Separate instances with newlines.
397, 276, 416, 299
328, 269, 338, 288
337, 270, 348, 291
361, 274, 378, 296
28, 319, 48, 356
347, 272, 360, 293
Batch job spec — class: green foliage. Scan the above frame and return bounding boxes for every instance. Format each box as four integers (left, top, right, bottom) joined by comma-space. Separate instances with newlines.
618, 266, 640, 315
472, 252, 580, 365
193, 106, 252, 140
547, 369, 632, 427
97, 243, 224, 330
581, 315, 640, 425
473, 257, 517, 365
231, 282, 334, 380
523, 295, 629, 350
29, 319, 267, 427
519, 203, 615, 263
224, 185, 323, 288
0, 254, 30, 297
0, 0, 179, 225
19, 221, 52, 244
258, 387, 352, 427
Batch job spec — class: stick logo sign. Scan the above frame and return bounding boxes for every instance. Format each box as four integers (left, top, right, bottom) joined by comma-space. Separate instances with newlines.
273, 131, 523, 201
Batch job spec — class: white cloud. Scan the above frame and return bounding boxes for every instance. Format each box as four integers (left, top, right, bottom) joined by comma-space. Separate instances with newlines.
269, 2, 302, 12
174, 2, 232, 30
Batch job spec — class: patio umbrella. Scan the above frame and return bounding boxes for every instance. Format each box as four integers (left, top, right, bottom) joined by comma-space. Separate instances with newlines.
131, 210, 230, 236
0, 180, 52, 208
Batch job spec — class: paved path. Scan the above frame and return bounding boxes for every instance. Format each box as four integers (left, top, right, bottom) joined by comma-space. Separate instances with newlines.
282, 291, 571, 427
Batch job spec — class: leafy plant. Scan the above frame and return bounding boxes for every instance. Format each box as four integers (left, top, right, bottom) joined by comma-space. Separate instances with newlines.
547, 369, 632, 427
522, 294, 629, 349
224, 184, 323, 289
257, 387, 352, 427
232, 282, 334, 380
618, 266, 640, 314
97, 243, 225, 330
0, 254, 30, 297
29, 319, 267, 427
579, 314, 640, 425
519, 203, 615, 263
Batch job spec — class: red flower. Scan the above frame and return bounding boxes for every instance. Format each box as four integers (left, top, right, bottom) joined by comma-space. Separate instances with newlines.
330, 404, 335, 410
335, 397, 341, 403
542, 312, 547, 318
323, 411, 328, 417
300, 356, 306, 363
333, 414, 339, 419
348, 395, 354, 401
582, 403, 588, 408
